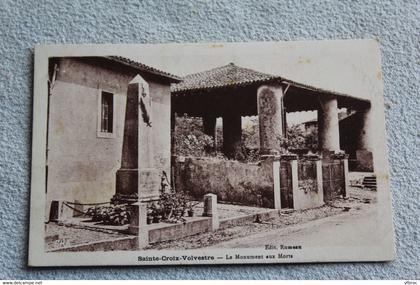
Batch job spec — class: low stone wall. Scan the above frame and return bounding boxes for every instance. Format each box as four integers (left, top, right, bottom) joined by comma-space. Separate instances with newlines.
174, 156, 274, 208
293, 158, 324, 209
322, 153, 349, 201
173, 155, 346, 210
148, 218, 210, 244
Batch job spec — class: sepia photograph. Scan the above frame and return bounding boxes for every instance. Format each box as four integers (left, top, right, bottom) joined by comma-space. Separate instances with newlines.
28, 40, 395, 266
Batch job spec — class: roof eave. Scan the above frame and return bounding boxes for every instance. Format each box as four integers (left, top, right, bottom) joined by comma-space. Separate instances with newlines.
281, 79, 371, 104
105, 56, 182, 82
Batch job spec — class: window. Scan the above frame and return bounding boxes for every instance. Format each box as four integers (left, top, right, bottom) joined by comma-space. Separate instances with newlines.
97, 91, 115, 138
100, 91, 113, 134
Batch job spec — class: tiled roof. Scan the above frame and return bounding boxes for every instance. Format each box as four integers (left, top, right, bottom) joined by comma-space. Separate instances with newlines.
171, 63, 370, 105
171, 63, 278, 93
106, 56, 182, 82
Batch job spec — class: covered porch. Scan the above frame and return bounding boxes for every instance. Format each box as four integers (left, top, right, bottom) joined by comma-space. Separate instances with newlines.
171, 63, 374, 164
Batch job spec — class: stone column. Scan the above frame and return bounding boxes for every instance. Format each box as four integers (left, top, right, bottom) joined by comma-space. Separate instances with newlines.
257, 84, 284, 155
222, 113, 242, 159
354, 107, 375, 171
116, 75, 160, 201
318, 95, 340, 152
203, 115, 217, 149
356, 107, 374, 151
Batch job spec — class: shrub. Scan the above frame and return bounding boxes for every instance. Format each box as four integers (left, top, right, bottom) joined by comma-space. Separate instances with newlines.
173, 115, 319, 161
173, 115, 215, 157
298, 179, 318, 194
86, 204, 131, 226
111, 192, 138, 205
147, 171, 191, 223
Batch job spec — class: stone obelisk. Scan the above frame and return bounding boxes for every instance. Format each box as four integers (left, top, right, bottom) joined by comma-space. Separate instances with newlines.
116, 74, 160, 202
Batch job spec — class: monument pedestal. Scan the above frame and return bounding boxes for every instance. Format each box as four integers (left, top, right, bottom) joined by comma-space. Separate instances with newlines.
116, 168, 160, 201
138, 168, 161, 201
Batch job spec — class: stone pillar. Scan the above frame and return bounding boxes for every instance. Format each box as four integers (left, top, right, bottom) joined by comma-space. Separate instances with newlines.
171, 111, 176, 132
48, 200, 74, 222
282, 106, 288, 137
290, 158, 299, 210
318, 95, 340, 152
203, 193, 219, 231
257, 84, 284, 155
203, 115, 217, 149
222, 113, 242, 159
128, 203, 149, 248
356, 107, 374, 151
343, 157, 349, 198
316, 159, 325, 204
261, 155, 281, 209
354, 107, 375, 171
272, 158, 281, 209
116, 75, 160, 201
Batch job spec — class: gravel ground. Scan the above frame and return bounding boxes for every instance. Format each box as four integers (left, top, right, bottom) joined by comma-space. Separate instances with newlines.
193, 202, 269, 219
45, 223, 130, 251
144, 187, 376, 250
45, 186, 376, 251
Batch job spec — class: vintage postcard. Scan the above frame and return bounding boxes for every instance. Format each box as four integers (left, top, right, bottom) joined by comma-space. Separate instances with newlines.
29, 40, 395, 266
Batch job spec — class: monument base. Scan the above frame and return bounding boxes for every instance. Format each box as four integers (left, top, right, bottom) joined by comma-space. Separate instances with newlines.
116, 168, 161, 201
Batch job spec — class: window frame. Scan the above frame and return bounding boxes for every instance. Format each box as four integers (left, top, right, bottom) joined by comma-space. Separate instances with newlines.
97, 90, 116, 139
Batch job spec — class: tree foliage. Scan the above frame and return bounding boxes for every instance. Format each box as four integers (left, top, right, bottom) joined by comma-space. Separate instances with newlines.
173, 115, 215, 157
173, 114, 318, 160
